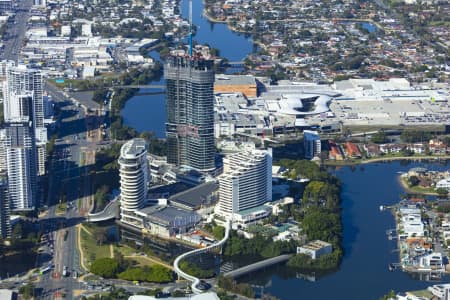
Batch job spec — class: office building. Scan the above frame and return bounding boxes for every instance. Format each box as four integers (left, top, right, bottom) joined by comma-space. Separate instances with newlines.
0, 0, 12, 14
0, 177, 10, 239
119, 139, 149, 226
33, 0, 46, 7
303, 130, 321, 159
5, 123, 37, 211
217, 149, 272, 223
136, 205, 200, 238
165, 55, 215, 173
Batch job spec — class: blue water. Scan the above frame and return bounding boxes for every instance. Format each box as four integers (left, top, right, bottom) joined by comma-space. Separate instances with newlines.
181, 0, 253, 62
120, 76, 166, 137
122, 0, 253, 137
362, 22, 377, 33
245, 161, 449, 299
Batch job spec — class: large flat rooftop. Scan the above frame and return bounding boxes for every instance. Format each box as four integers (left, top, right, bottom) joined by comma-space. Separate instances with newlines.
137, 205, 199, 226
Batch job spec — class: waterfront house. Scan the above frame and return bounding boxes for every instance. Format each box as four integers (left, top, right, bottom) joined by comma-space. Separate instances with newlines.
408, 197, 426, 205
436, 177, 450, 191
407, 143, 425, 154
428, 283, 450, 299
363, 143, 381, 157
344, 142, 362, 158
328, 140, 344, 160
399, 205, 421, 216
379, 143, 404, 154
419, 252, 444, 271
429, 139, 447, 155
401, 214, 425, 237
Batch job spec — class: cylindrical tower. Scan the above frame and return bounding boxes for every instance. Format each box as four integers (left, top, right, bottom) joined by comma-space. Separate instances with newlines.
119, 138, 149, 226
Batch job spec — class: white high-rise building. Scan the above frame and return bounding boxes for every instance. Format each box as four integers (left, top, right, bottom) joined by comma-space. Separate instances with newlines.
304, 130, 321, 159
5, 123, 37, 211
217, 149, 272, 221
4, 92, 34, 123
3, 63, 47, 176
4, 65, 45, 133
119, 139, 149, 226
0, 129, 7, 173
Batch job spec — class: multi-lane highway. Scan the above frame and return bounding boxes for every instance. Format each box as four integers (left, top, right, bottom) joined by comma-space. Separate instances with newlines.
33, 81, 107, 299
0, 0, 32, 61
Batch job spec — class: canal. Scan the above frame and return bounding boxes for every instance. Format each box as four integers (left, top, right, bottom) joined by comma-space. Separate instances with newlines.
241, 161, 449, 299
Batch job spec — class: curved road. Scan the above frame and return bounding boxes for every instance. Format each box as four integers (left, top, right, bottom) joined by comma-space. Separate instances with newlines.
173, 220, 231, 294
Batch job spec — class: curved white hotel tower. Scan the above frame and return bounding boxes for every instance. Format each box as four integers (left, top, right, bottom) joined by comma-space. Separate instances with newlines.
217, 149, 272, 219
119, 138, 149, 226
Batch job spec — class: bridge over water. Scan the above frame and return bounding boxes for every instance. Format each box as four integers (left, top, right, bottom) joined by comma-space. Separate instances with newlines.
113, 84, 166, 89
224, 254, 293, 278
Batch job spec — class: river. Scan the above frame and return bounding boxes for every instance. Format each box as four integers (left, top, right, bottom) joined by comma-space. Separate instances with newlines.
241, 160, 449, 299
120, 1, 450, 298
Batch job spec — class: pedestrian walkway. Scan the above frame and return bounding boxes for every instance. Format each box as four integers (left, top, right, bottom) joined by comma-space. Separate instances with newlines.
173, 220, 231, 294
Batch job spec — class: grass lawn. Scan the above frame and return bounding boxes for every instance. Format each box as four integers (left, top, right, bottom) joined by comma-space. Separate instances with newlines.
409, 289, 433, 298
79, 227, 112, 268
127, 256, 156, 268
114, 244, 136, 256
399, 177, 437, 195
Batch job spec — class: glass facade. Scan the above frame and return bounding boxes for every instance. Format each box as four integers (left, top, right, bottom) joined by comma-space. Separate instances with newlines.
164, 56, 215, 172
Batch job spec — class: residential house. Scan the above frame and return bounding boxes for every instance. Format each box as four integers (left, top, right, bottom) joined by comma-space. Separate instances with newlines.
344, 142, 361, 158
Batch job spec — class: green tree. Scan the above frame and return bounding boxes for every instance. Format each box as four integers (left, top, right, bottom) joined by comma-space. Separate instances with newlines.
408, 175, 420, 187
92, 88, 109, 104
179, 261, 215, 278
400, 131, 431, 143
90, 258, 120, 278
19, 283, 35, 299
371, 131, 388, 144
301, 206, 342, 248
379, 290, 396, 300
436, 188, 448, 197
94, 185, 110, 211
212, 225, 225, 240
117, 265, 173, 282
139, 131, 167, 156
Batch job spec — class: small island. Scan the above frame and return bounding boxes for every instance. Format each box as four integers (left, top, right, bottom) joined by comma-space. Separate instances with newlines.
399, 167, 450, 197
